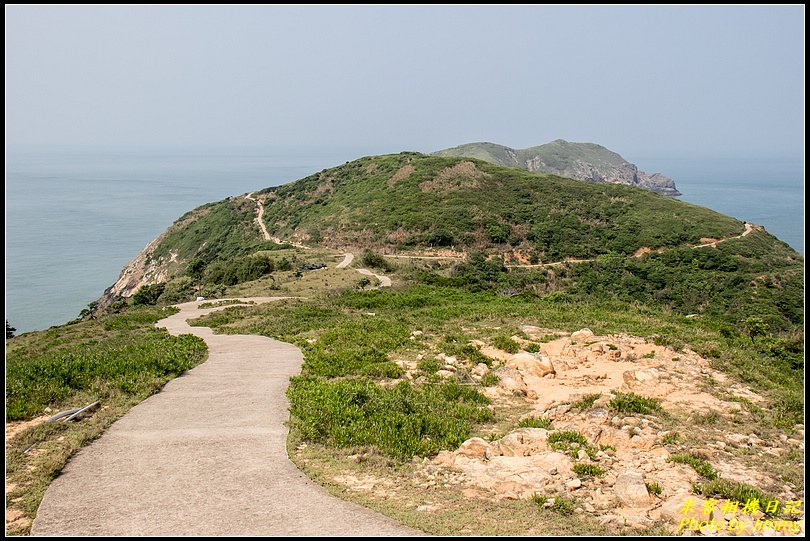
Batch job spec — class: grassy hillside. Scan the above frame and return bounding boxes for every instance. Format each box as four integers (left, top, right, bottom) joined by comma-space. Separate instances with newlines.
256, 153, 734, 256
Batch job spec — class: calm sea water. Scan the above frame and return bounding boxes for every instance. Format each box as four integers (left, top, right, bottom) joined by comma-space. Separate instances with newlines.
5, 149, 804, 333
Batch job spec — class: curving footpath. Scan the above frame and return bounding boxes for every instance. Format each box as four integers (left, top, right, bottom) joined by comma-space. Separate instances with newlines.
32, 298, 419, 536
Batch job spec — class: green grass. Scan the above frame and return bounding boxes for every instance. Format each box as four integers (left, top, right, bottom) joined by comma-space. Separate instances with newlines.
693, 479, 780, 516
661, 432, 681, 444
608, 392, 663, 415
480, 373, 500, 387
286, 377, 492, 458
547, 430, 596, 459
645, 482, 663, 496
491, 335, 520, 354
532, 493, 577, 516
5, 305, 208, 534
572, 393, 601, 411
572, 463, 605, 477
417, 358, 441, 374
6, 307, 206, 420
517, 417, 552, 429
669, 453, 718, 480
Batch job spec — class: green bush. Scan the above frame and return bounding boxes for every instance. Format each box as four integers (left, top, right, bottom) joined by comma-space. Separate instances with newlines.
572, 463, 605, 477
131, 283, 166, 305
360, 250, 393, 272
491, 335, 520, 354
646, 482, 663, 496
417, 358, 441, 374
205, 255, 274, 286
572, 393, 601, 410
5, 307, 206, 420
480, 373, 499, 387
287, 377, 492, 458
670, 453, 718, 480
517, 417, 552, 429
608, 391, 663, 415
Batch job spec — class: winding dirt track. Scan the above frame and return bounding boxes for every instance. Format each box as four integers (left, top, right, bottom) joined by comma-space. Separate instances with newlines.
245, 193, 272, 242
32, 298, 419, 536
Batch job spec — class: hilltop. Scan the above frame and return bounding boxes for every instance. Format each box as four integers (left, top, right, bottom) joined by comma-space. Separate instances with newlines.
433, 140, 680, 195
103, 152, 735, 303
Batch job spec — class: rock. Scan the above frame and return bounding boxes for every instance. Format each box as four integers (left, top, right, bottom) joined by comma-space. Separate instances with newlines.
493, 367, 527, 395
649, 447, 670, 461
432, 451, 456, 467
471, 363, 489, 377
571, 328, 594, 342
506, 352, 555, 377
577, 449, 589, 461
436, 370, 455, 378
725, 433, 748, 444
566, 478, 582, 489
593, 395, 611, 408
690, 448, 715, 460
455, 437, 492, 460
411, 330, 423, 336
613, 471, 652, 507
445, 356, 458, 366
660, 495, 711, 523
607, 349, 622, 360
623, 368, 660, 385
526, 390, 538, 400
495, 428, 550, 457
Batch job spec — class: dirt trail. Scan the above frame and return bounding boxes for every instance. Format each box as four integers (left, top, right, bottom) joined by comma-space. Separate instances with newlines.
245, 193, 272, 242
507, 222, 757, 269
32, 298, 418, 536
336, 253, 391, 287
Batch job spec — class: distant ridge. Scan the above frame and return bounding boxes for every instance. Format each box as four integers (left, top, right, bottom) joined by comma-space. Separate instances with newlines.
433, 140, 680, 195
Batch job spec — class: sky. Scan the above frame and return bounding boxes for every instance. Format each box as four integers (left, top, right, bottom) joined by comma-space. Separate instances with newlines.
5, 5, 805, 156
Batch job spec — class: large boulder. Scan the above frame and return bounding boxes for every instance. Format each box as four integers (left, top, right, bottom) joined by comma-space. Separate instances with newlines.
455, 437, 492, 460
623, 368, 660, 386
507, 352, 555, 377
614, 471, 652, 507
494, 428, 550, 457
571, 328, 594, 342
494, 367, 528, 395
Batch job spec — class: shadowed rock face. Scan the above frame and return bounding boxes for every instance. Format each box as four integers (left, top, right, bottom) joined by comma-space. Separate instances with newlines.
434, 140, 681, 195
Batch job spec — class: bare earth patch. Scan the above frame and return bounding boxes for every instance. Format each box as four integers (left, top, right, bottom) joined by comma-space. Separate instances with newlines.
419, 161, 491, 192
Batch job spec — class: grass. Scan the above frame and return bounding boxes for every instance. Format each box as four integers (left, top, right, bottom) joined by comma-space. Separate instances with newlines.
608, 391, 663, 415
693, 479, 780, 516
645, 482, 663, 496
287, 378, 492, 458
661, 432, 681, 444
479, 373, 500, 387
547, 431, 596, 459
533, 493, 577, 516
5, 305, 207, 534
669, 453, 718, 480
572, 463, 605, 478
491, 335, 520, 354
572, 393, 601, 410
517, 417, 552, 429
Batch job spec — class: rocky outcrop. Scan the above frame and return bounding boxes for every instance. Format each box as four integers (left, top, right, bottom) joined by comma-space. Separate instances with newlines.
434, 140, 681, 195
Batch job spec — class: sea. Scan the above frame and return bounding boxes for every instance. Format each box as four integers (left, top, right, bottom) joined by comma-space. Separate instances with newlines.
5, 148, 804, 334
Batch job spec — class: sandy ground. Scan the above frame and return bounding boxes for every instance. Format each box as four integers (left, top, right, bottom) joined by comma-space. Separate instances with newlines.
31, 298, 419, 536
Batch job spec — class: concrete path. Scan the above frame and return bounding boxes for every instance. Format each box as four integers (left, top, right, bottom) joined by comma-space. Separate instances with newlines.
357, 268, 392, 287
336, 253, 354, 269
32, 298, 419, 536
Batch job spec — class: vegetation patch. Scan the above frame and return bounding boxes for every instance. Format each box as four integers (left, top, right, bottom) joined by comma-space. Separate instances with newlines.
608, 391, 663, 415
517, 417, 552, 429
693, 479, 779, 516
669, 453, 718, 480
491, 335, 520, 354
572, 393, 601, 411
287, 378, 492, 458
572, 463, 605, 478
5, 305, 207, 534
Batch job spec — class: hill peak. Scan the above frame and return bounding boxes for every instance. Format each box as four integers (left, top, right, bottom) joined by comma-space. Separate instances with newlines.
433, 140, 680, 195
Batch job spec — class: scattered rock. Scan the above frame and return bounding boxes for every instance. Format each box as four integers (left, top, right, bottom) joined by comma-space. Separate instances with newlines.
613, 471, 651, 507
471, 363, 490, 377
571, 328, 594, 342
566, 478, 582, 489
493, 367, 527, 395
436, 370, 455, 378
455, 438, 492, 460
507, 352, 555, 377
622, 368, 660, 385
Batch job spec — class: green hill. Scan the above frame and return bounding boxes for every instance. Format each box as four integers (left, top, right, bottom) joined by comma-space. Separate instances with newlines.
256, 152, 719, 254
434, 140, 681, 195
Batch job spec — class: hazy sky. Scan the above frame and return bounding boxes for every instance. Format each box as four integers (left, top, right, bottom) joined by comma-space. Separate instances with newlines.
5, 5, 805, 156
